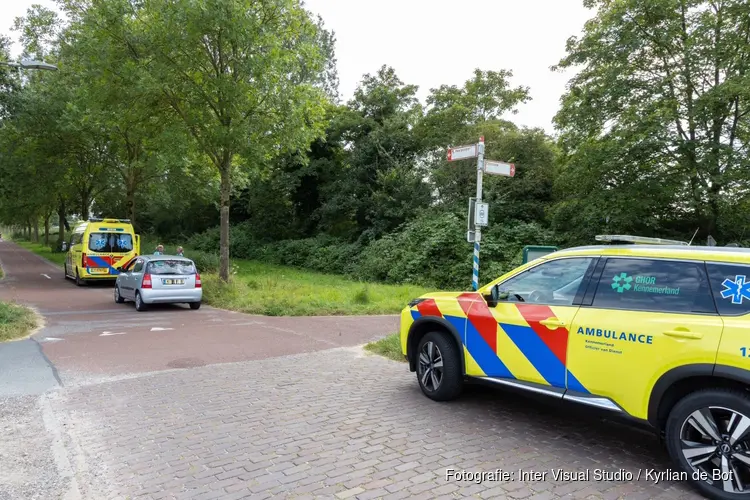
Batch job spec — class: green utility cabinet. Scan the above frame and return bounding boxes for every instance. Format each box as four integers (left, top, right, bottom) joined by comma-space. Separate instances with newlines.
522, 245, 559, 264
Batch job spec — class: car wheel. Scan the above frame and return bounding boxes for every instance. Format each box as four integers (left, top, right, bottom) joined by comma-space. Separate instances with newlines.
134, 291, 147, 312
415, 331, 463, 402
114, 285, 124, 304
64, 263, 68, 280
75, 268, 85, 287
665, 389, 750, 500
189, 302, 201, 310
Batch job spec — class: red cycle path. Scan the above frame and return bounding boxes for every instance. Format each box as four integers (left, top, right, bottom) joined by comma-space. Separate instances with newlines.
0, 241, 398, 381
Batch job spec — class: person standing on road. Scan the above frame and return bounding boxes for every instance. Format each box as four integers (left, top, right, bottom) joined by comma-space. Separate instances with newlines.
154, 244, 164, 255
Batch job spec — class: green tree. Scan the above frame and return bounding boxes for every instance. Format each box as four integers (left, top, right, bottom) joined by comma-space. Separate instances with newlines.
554, 0, 750, 242
316, 66, 430, 241
132, 0, 333, 280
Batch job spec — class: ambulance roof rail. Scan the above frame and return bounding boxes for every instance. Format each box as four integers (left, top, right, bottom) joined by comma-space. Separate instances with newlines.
88, 217, 131, 223
595, 234, 689, 246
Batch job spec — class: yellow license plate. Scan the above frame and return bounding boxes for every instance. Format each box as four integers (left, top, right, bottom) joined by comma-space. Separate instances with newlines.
89, 268, 109, 275
162, 279, 185, 285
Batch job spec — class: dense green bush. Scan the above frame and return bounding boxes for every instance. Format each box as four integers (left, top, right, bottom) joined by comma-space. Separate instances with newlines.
190, 250, 222, 274
352, 211, 558, 289
186, 221, 264, 261
185, 212, 560, 289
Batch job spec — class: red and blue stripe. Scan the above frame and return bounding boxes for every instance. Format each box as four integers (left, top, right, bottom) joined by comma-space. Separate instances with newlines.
410, 295, 589, 393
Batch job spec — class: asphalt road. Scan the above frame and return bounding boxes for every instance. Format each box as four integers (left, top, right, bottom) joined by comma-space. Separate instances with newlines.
0, 240, 398, 390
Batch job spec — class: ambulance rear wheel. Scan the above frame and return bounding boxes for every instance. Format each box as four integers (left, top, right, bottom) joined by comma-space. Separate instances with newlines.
665, 389, 750, 500
75, 268, 85, 287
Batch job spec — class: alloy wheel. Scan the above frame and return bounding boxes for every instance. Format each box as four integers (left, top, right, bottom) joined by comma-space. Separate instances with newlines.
680, 406, 750, 494
417, 340, 443, 392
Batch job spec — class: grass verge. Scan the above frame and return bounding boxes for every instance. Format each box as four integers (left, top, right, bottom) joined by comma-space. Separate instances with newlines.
201, 261, 429, 315
0, 301, 39, 342
364, 333, 406, 362
13, 236, 432, 316
13, 240, 66, 267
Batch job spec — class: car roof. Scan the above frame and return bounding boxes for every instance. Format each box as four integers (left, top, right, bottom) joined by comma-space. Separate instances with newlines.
140, 254, 193, 262
548, 244, 750, 264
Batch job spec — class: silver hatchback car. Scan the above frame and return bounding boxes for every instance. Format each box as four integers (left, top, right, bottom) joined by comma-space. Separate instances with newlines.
114, 255, 202, 311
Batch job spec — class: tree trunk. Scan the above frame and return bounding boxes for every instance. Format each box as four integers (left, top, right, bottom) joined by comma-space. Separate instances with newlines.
33, 219, 39, 242
219, 163, 231, 282
57, 199, 66, 250
126, 181, 136, 229
44, 214, 50, 247
80, 189, 90, 221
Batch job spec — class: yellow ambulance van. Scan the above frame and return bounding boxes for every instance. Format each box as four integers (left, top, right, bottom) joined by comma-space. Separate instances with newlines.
64, 218, 141, 286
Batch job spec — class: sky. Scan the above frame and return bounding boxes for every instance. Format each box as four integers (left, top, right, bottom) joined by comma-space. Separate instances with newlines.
1, 0, 593, 134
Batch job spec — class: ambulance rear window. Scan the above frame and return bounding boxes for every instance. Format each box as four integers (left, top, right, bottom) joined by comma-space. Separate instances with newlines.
88, 233, 133, 253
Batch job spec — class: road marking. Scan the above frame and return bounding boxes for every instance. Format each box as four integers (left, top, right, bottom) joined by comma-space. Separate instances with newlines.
99, 332, 126, 336
150, 327, 174, 331
41, 337, 64, 342
41, 273, 51, 279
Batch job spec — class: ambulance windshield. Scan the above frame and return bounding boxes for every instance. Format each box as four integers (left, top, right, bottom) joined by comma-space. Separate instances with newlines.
88, 233, 133, 253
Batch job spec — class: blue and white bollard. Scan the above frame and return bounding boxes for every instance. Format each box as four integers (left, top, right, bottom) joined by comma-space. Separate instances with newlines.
472, 241, 480, 291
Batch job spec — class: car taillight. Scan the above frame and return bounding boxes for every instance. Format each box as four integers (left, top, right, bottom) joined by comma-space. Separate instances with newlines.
82, 252, 87, 267
142, 273, 152, 289
195, 273, 201, 288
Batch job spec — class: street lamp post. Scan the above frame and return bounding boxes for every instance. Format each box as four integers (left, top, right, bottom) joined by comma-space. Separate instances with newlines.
0, 59, 58, 71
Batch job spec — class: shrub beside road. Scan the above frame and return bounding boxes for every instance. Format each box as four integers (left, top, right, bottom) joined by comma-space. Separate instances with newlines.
12, 238, 431, 317
0, 301, 38, 342
0, 252, 39, 342
364, 333, 405, 362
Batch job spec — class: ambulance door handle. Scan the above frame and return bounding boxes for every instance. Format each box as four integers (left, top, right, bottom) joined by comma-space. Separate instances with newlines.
540, 318, 565, 330
663, 329, 703, 340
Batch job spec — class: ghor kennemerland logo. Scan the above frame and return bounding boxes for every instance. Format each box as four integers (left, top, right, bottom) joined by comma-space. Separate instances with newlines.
611, 272, 680, 295
611, 273, 632, 293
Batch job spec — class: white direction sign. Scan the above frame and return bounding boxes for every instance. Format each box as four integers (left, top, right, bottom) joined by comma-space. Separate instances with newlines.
447, 144, 478, 161
484, 160, 516, 177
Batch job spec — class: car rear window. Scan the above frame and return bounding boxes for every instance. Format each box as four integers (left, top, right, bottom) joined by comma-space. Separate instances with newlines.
147, 260, 196, 275
88, 233, 133, 253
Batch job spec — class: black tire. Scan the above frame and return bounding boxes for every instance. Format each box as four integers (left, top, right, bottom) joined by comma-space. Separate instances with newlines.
665, 388, 750, 500
114, 285, 124, 304
134, 291, 147, 312
75, 268, 85, 287
189, 302, 201, 310
63, 264, 68, 280
415, 331, 463, 402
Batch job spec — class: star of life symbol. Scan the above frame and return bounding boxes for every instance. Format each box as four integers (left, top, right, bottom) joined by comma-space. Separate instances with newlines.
611, 272, 633, 293
720, 275, 750, 305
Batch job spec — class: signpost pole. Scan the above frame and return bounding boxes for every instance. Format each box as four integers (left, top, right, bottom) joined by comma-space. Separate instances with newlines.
473, 137, 485, 291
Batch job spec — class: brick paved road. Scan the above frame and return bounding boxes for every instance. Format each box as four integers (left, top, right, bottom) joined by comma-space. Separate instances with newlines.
47, 348, 702, 500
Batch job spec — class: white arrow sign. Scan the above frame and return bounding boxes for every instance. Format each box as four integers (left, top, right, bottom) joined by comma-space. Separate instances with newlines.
484, 160, 515, 177
447, 144, 478, 161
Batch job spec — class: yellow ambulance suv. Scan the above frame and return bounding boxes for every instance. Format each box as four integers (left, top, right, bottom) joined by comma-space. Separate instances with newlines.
400, 235, 750, 499
64, 218, 140, 285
